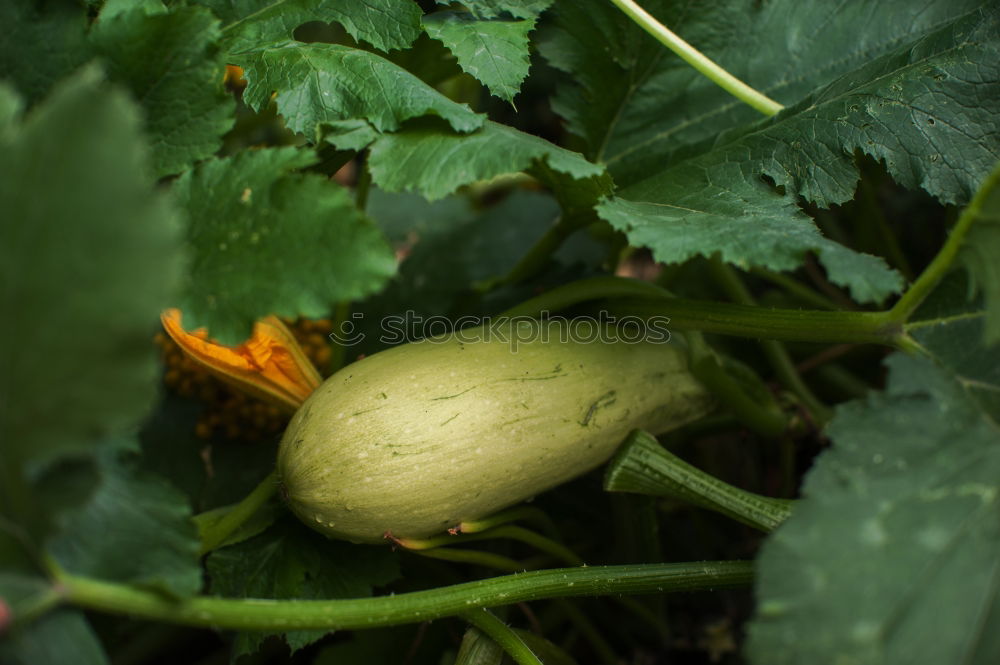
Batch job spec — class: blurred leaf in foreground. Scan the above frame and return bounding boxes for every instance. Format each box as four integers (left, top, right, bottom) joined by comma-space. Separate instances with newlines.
49, 453, 202, 598
749, 309, 1000, 664
0, 67, 183, 478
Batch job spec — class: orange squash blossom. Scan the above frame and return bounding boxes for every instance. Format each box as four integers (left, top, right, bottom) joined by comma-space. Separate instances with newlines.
160, 309, 321, 413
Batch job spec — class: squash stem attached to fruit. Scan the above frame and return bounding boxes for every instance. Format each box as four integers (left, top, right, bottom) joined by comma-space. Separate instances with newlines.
196, 470, 279, 555
394, 525, 584, 568
457, 506, 558, 537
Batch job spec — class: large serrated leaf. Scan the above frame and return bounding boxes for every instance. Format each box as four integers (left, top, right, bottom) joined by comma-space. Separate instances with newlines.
91, 5, 235, 177
422, 11, 533, 103
598, 181, 903, 304
542, 0, 992, 186
440, 0, 552, 21
172, 146, 396, 344
198, 0, 422, 54
596, 6, 999, 304
239, 42, 484, 138
0, 66, 183, 474
748, 310, 1000, 664
367, 120, 610, 209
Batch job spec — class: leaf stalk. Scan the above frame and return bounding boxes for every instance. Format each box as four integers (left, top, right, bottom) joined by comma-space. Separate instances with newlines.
56, 562, 752, 632
607, 0, 784, 116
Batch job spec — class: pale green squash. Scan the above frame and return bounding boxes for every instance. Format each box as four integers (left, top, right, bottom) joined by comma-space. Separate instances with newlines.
278, 320, 713, 543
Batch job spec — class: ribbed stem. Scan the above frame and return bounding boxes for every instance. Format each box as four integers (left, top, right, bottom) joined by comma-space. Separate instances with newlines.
60, 562, 752, 631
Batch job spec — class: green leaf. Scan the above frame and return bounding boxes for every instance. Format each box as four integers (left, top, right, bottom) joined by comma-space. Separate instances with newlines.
908, 306, 1000, 422
313, 626, 431, 665
0, 608, 109, 665
322, 118, 380, 152
0, 66, 183, 473
598, 184, 903, 304
597, 7, 999, 304
98, 0, 166, 20
49, 454, 202, 597
542, 0, 992, 186
2, 1, 233, 177
367, 120, 610, 208
423, 12, 533, 103
748, 334, 1000, 663
955, 161, 1000, 344
441, 0, 552, 20
206, 518, 400, 656
90, 5, 235, 177
172, 146, 396, 343
0, 0, 90, 106
239, 42, 484, 139
198, 0, 422, 54
0, 82, 22, 128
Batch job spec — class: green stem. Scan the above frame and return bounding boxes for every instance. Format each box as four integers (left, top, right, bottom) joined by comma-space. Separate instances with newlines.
461, 609, 543, 665
458, 506, 557, 537
8, 586, 65, 630
478, 213, 591, 293
499, 275, 903, 347
59, 562, 752, 631
489, 526, 584, 567
749, 267, 839, 310
554, 600, 619, 665
605, 431, 794, 532
708, 258, 833, 424
403, 547, 524, 572
856, 170, 914, 280
607, 0, 783, 116
812, 363, 871, 400
196, 471, 278, 555
455, 627, 505, 664
500, 276, 670, 319
686, 331, 789, 438
889, 165, 1000, 322
355, 157, 372, 211
396, 525, 584, 568
604, 297, 900, 346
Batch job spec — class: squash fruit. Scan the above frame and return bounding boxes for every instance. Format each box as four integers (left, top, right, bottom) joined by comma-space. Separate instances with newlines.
277, 320, 714, 543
